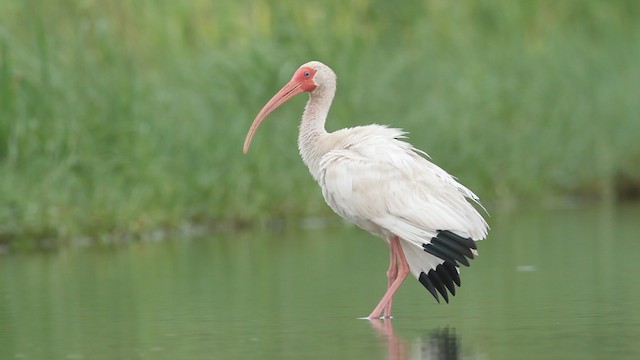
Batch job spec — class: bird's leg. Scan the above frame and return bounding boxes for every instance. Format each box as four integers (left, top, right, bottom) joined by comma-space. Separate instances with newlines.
369, 236, 410, 319
384, 238, 399, 318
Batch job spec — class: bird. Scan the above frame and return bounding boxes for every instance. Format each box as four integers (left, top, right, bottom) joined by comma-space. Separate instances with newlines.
243, 61, 489, 319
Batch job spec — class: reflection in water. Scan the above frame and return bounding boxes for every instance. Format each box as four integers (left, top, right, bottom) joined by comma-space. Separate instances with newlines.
415, 327, 459, 360
369, 320, 460, 360
369, 319, 409, 360
3, 205, 639, 359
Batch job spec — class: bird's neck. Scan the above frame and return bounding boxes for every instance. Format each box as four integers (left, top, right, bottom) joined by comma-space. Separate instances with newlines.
298, 86, 334, 181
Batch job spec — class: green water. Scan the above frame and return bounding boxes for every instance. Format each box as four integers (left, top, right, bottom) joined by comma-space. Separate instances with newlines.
2, 204, 640, 359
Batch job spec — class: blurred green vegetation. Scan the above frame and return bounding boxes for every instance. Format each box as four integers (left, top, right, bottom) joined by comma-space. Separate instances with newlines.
1, 0, 639, 242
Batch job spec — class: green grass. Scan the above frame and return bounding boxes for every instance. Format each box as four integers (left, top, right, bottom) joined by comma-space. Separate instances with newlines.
1, 0, 639, 243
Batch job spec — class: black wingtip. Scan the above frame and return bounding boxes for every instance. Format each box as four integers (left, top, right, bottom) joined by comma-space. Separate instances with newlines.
419, 261, 461, 304
443, 261, 461, 287
419, 272, 440, 303
424, 231, 477, 268
440, 230, 477, 250
436, 264, 456, 295
419, 231, 478, 303
429, 270, 450, 303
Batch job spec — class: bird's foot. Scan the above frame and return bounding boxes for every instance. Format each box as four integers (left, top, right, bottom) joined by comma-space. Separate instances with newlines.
361, 314, 393, 320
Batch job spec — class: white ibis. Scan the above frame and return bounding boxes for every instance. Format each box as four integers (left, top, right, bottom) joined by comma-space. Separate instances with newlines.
243, 61, 489, 319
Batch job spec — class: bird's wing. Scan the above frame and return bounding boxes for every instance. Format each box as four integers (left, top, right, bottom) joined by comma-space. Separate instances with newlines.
318, 126, 489, 302
319, 126, 487, 240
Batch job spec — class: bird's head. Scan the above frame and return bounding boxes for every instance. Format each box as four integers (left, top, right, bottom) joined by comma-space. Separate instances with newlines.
243, 61, 336, 154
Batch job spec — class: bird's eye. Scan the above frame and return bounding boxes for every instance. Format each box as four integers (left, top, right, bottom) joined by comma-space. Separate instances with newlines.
304, 71, 310, 77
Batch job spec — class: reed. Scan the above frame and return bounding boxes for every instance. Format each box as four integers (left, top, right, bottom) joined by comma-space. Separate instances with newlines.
1, 0, 638, 242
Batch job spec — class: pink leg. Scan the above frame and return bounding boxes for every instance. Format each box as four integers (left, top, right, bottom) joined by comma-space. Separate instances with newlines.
368, 236, 410, 319
384, 241, 398, 317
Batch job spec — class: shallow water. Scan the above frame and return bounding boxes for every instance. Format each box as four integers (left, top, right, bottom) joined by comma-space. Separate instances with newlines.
2, 204, 640, 359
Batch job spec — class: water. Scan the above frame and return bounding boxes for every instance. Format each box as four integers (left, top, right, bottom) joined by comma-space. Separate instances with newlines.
1, 204, 639, 359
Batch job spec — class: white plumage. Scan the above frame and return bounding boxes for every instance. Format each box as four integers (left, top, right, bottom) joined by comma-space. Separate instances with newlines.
319, 125, 487, 275
243, 61, 489, 319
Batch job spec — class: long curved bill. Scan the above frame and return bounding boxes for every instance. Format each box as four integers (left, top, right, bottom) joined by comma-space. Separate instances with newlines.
243, 80, 305, 154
